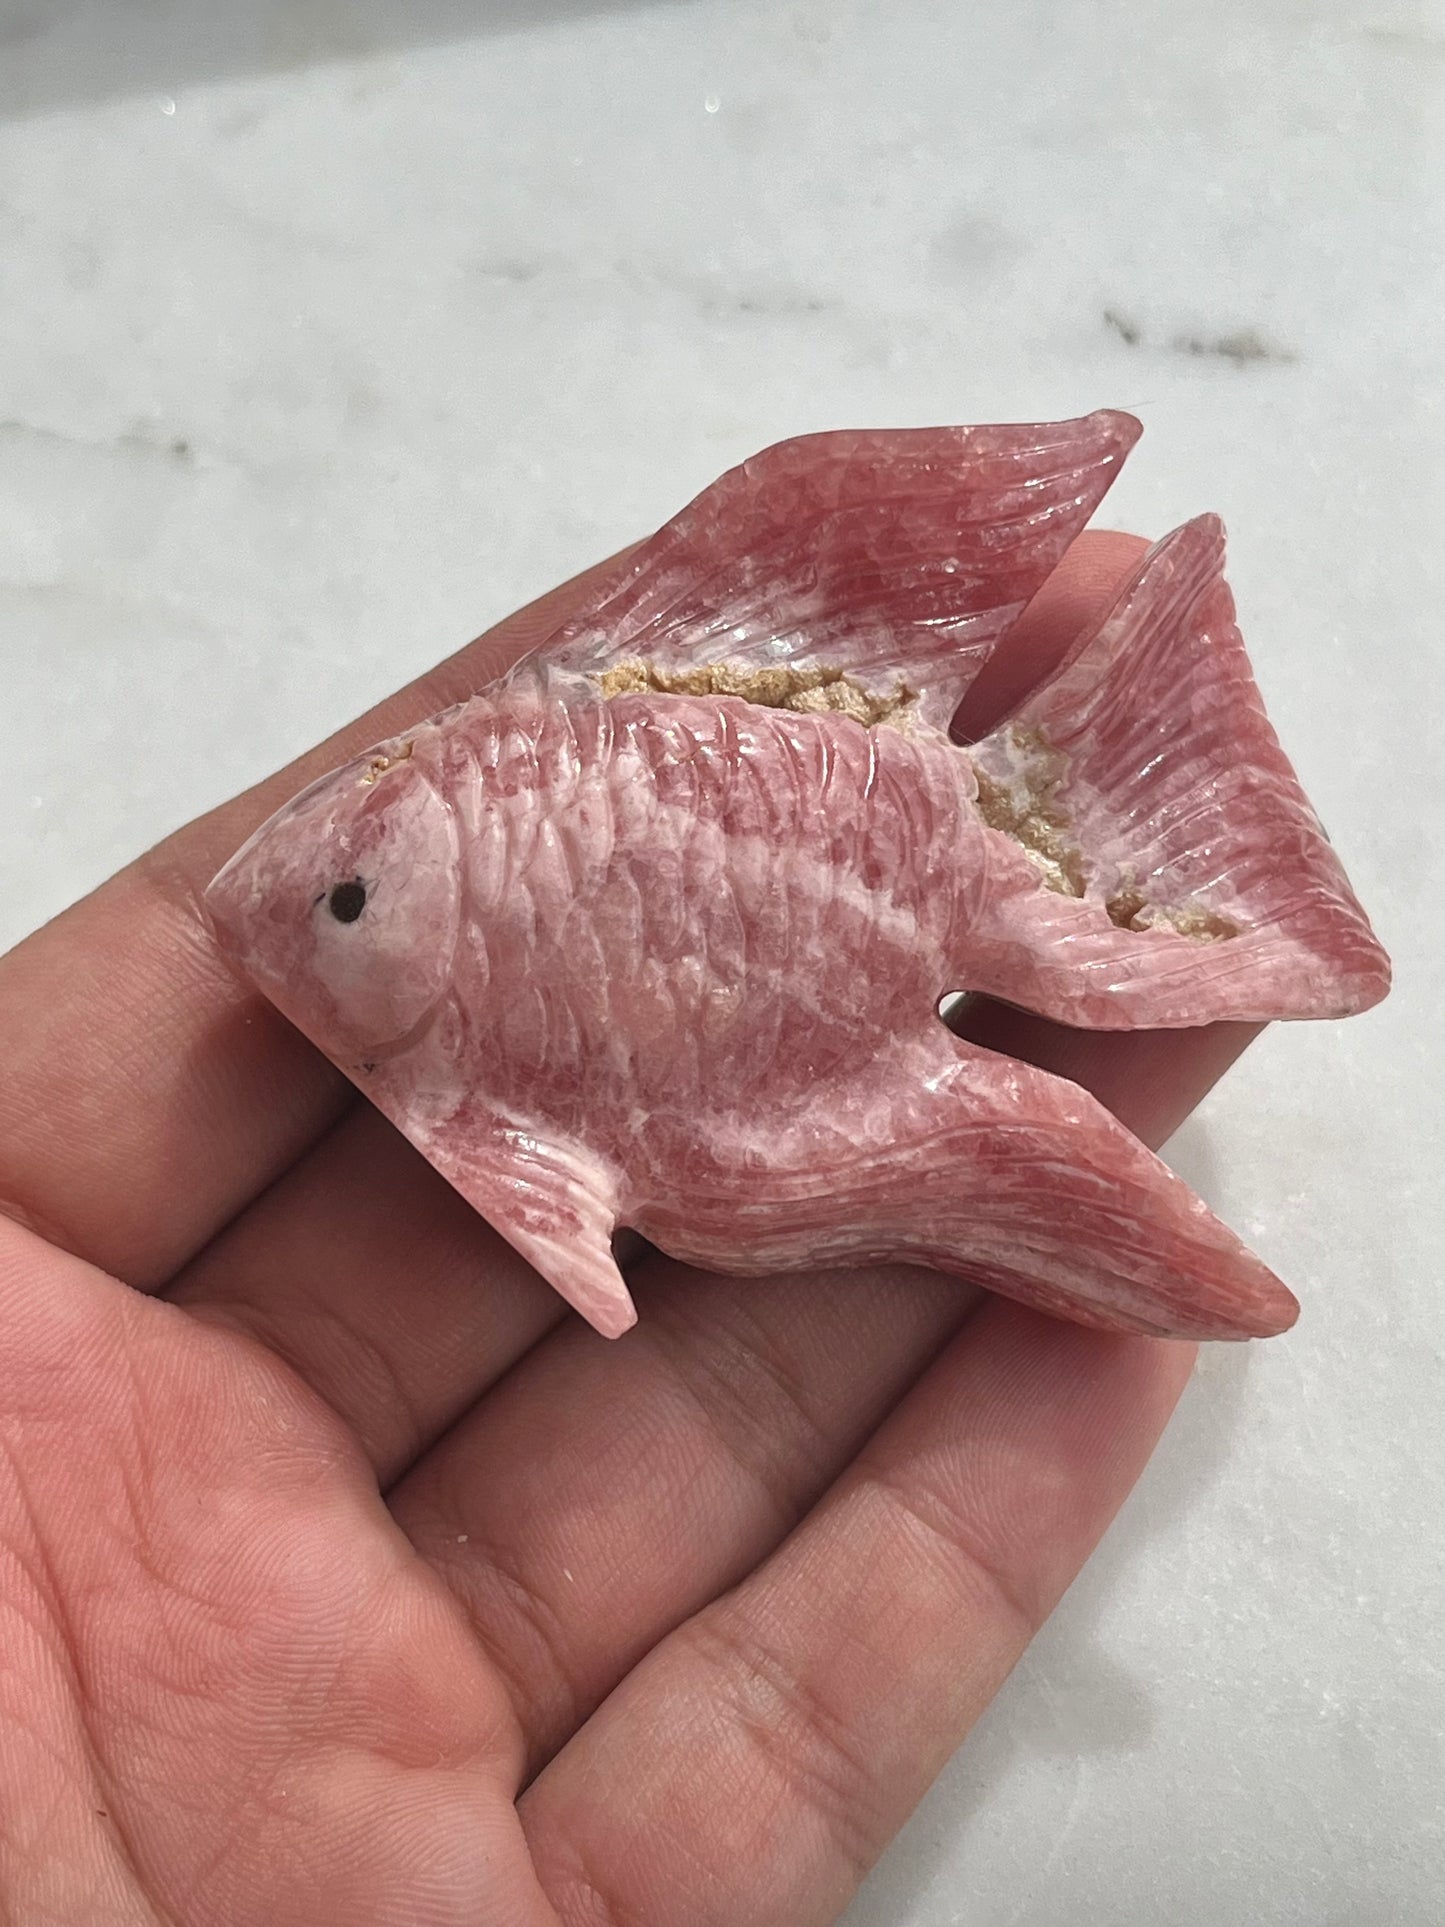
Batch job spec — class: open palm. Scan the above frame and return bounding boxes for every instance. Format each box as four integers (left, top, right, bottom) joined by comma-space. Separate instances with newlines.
0, 535, 1251, 1927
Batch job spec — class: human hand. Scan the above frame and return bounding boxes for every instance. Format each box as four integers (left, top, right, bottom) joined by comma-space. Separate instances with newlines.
0, 533, 1256, 1926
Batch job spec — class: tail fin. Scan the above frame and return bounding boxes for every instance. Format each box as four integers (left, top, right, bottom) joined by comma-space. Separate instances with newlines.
964, 516, 1391, 1027
532, 412, 1140, 732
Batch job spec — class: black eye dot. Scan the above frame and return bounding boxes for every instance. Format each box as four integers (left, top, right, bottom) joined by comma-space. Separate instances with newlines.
327, 880, 367, 924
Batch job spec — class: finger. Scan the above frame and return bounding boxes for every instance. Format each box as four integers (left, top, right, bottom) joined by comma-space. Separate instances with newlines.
953, 1001, 1262, 1147
391, 1262, 980, 1772
389, 1005, 1237, 1776
0, 1210, 556, 1927
168, 1104, 565, 1485
520, 1303, 1194, 1927
951, 526, 1149, 739
166, 529, 1249, 1781
0, 553, 629, 1290
163, 534, 1191, 1488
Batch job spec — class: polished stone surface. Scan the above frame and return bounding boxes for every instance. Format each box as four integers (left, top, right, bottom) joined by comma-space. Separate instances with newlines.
2, 2, 1440, 1919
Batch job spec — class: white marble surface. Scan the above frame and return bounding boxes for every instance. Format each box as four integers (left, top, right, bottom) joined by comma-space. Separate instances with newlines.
2, 1, 1441, 1920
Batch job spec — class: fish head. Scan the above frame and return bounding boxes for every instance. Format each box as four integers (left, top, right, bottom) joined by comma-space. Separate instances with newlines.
205, 734, 461, 1065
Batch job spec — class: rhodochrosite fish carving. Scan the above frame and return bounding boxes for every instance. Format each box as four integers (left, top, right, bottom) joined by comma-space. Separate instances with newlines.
207, 413, 1389, 1342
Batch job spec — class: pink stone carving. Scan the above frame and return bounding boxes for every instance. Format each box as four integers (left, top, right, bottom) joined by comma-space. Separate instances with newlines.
206, 414, 1390, 1342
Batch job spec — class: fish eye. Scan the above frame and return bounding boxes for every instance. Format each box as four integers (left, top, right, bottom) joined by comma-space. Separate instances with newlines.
327, 880, 367, 924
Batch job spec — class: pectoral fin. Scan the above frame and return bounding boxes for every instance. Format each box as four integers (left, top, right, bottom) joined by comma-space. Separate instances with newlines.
413, 1118, 636, 1338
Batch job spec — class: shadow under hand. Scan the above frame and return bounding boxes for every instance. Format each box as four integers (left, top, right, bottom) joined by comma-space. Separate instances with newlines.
842, 1328, 1255, 1927
0, 0, 695, 120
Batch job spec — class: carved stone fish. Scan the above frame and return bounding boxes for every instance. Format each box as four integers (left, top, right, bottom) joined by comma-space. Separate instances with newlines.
206, 413, 1389, 1341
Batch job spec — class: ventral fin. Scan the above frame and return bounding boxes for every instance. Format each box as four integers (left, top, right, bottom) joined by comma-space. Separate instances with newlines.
530, 412, 1141, 732
633, 1040, 1298, 1342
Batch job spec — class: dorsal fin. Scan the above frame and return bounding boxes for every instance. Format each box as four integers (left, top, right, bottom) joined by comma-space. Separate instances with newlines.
530, 412, 1140, 731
